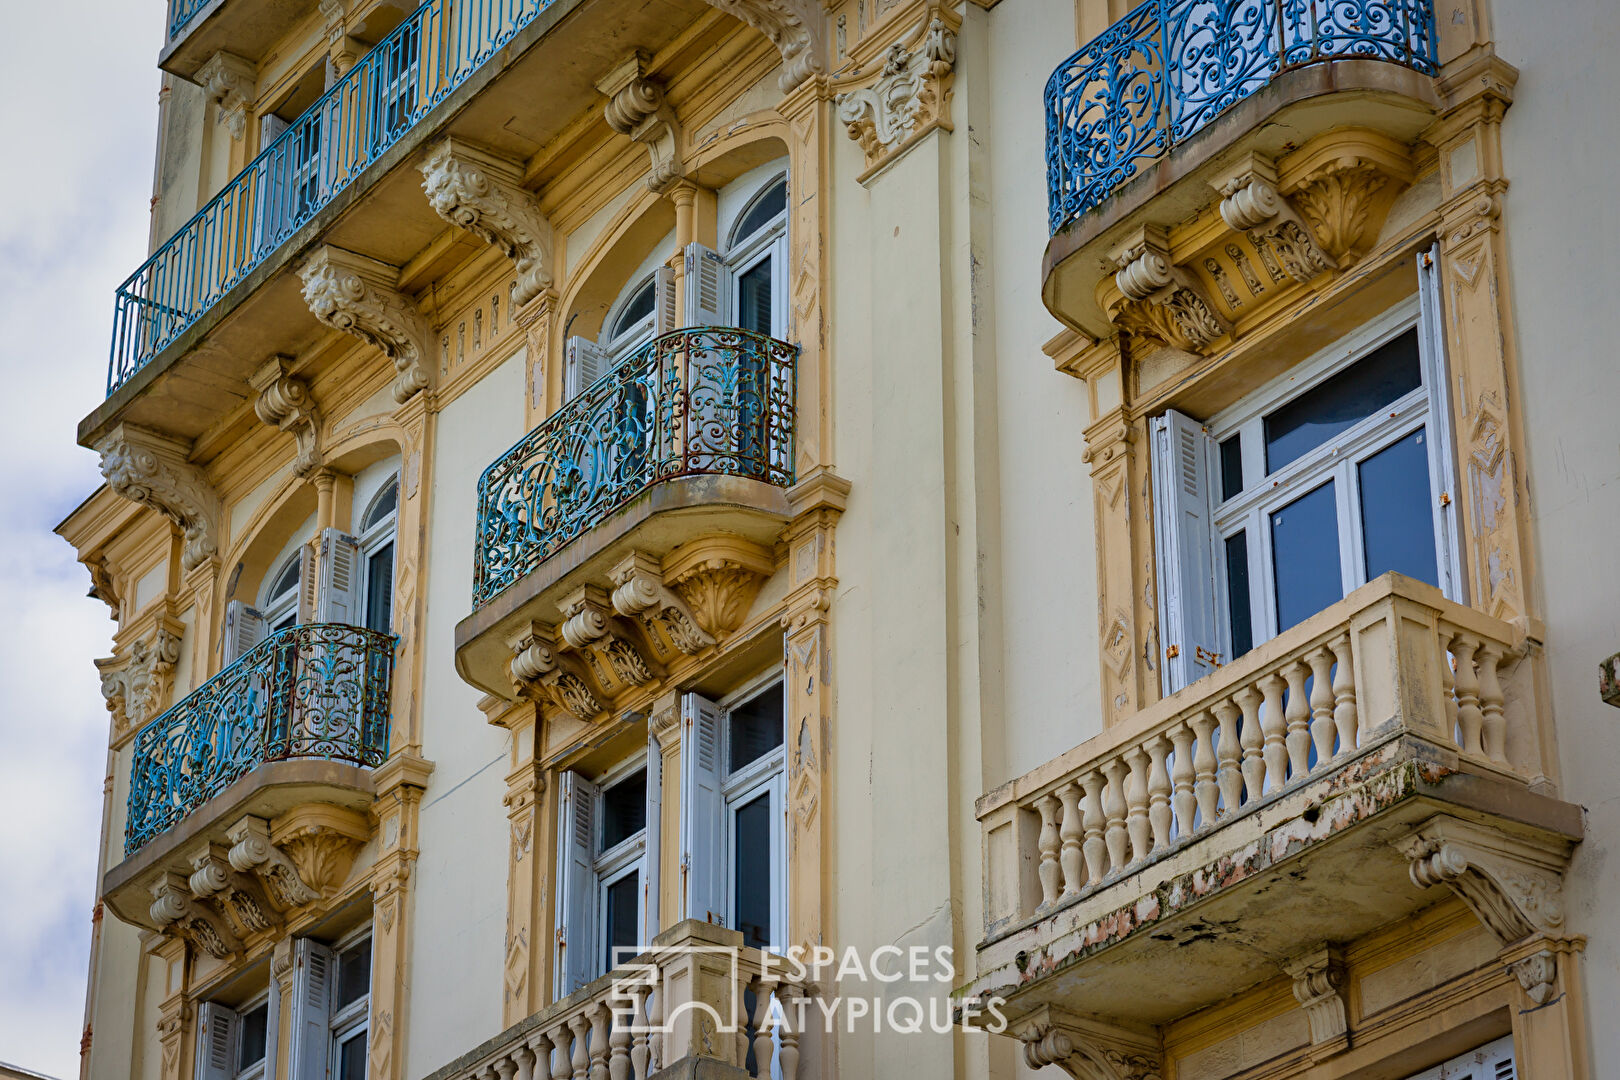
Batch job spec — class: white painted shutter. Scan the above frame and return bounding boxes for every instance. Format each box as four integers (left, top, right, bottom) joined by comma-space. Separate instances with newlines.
642, 734, 662, 945
555, 770, 599, 997
288, 938, 335, 1080
194, 1002, 238, 1080
679, 693, 726, 925
315, 529, 361, 625
564, 336, 610, 400
1150, 409, 1222, 696
223, 600, 269, 665
654, 265, 678, 335
260, 114, 289, 148
1419, 243, 1466, 605
682, 243, 732, 328
297, 542, 318, 625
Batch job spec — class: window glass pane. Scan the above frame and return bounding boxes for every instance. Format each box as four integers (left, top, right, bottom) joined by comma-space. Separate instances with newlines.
600, 769, 647, 851
1271, 481, 1342, 632
271, 611, 297, 634
737, 258, 773, 335
1264, 328, 1421, 473
336, 938, 371, 1012
732, 179, 786, 245
336, 1030, 367, 1080
604, 871, 640, 970
268, 556, 301, 601
732, 791, 773, 950
612, 280, 656, 340
365, 542, 394, 635
238, 1002, 269, 1069
728, 686, 784, 774
1224, 531, 1253, 660
362, 483, 397, 531
1219, 433, 1244, 502
1359, 428, 1439, 587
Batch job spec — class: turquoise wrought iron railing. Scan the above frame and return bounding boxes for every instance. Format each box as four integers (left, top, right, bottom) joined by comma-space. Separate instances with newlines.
111, 0, 556, 395
167, 0, 211, 41
1045, 0, 1436, 234
124, 623, 394, 856
472, 327, 798, 608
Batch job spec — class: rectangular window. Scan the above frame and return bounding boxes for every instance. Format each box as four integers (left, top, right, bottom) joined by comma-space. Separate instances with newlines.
719, 679, 786, 952
594, 765, 649, 973
329, 934, 371, 1080
1401, 1035, 1514, 1080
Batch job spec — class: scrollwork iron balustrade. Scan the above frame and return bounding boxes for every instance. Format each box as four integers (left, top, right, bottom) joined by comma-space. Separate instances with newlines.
124, 623, 394, 856
1045, 0, 1435, 233
111, 0, 557, 394
472, 327, 796, 607
167, 0, 210, 40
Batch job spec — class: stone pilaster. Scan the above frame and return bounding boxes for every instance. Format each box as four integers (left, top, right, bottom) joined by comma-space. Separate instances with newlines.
780, 77, 833, 479
367, 752, 433, 1080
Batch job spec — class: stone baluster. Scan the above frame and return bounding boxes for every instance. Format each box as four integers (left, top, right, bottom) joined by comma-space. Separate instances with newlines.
528, 1031, 554, 1080
1236, 687, 1265, 805
1170, 723, 1196, 840
497, 1052, 520, 1080
628, 987, 650, 1080
1212, 699, 1243, 814
1305, 646, 1335, 768
1035, 793, 1062, 907
733, 981, 750, 1067
590, 1003, 611, 1080
751, 978, 777, 1078
1189, 711, 1218, 828
608, 998, 632, 1080
777, 983, 802, 1080
568, 1014, 591, 1080
550, 1022, 574, 1080
1283, 660, 1311, 779
647, 982, 664, 1072
1080, 771, 1107, 883
1147, 736, 1172, 852
1124, 746, 1151, 864
1440, 631, 1460, 741
517, 1041, 542, 1080
1450, 633, 1484, 756
1329, 634, 1357, 754
480, 1061, 500, 1080
1101, 758, 1130, 872
1058, 782, 1084, 897
1478, 642, 1508, 764
1259, 673, 1288, 793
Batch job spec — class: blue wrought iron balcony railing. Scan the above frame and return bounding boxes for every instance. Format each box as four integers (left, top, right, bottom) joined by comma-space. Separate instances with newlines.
124, 623, 394, 856
1044, 0, 1436, 235
167, 0, 211, 41
472, 327, 798, 608
111, 0, 558, 395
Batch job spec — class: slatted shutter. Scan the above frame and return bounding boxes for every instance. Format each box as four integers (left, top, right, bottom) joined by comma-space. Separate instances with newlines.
194, 1002, 238, 1080
223, 600, 268, 665
564, 336, 610, 400
682, 243, 732, 328
654, 266, 678, 335
1150, 409, 1222, 696
555, 770, 599, 997
288, 938, 335, 1080
642, 735, 663, 945
297, 542, 318, 625
315, 529, 361, 625
679, 693, 726, 925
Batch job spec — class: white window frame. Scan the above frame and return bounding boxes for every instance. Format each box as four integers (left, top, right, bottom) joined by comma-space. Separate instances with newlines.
603, 274, 660, 362
1401, 1034, 1514, 1080
592, 754, 650, 975
356, 477, 399, 636
234, 991, 271, 1080
723, 177, 788, 340
260, 551, 303, 633
717, 671, 788, 954
327, 928, 372, 1080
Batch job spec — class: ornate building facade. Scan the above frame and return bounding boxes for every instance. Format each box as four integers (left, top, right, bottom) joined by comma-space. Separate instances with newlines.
58, 0, 1620, 1078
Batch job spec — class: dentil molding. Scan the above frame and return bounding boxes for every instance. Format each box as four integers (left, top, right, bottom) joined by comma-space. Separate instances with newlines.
420, 139, 555, 306
298, 246, 434, 404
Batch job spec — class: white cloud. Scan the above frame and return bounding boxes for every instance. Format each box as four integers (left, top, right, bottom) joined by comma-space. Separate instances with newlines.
0, 3, 163, 1076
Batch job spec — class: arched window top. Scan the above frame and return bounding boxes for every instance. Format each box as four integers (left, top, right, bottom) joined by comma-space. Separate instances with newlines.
728, 177, 787, 251
361, 477, 399, 534
264, 553, 301, 606
609, 277, 659, 344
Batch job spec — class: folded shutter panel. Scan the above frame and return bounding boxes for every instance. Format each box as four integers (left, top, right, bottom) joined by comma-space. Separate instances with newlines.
682, 243, 732, 328
288, 938, 335, 1080
194, 1002, 239, 1080
1150, 409, 1222, 696
555, 770, 599, 997
315, 529, 361, 625
655, 266, 678, 336
223, 600, 268, 665
564, 336, 610, 401
642, 735, 662, 945
679, 692, 726, 925
297, 541, 318, 625
1418, 243, 1466, 605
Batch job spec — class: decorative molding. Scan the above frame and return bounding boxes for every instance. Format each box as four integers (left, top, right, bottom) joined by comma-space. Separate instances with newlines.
1279, 134, 1414, 265
95, 424, 221, 572
187, 842, 276, 935
1106, 226, 1229, 353
226, 815, 321, 908
665, 536, 775, 639
696, 0, 826, 92
149, 872, 240, 959
596, 56, 685, 193
1213, 154, 1331, 282
834, 15, 956, 181
250, 355, 323, 476
508, 623, 603, 720
1285, 946, 1349, 1056
1013, 1007, 1162, 1080
610, 551, 716, 655
298, 246, 433, 403
270, 805, 369, 897
85, 557, 121, 619
196, 52, 255, 140
95, 618, 183, 740
421, 139, 554, 306
559, 585, 658, 693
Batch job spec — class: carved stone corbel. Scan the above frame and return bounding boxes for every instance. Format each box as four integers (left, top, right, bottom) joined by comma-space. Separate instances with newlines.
1213, 154, 1332, 282
187, 842, 277, 934
697, 0, 825, 92
1284, 946, 1349, 1058
665, 536, 775, 640
197, 52, 255, 141
298, 246, 434, 404
95, 424, 222, 572
1280, 133, 1414, 265
1106, 226, 1230, 353
269, 806, 369, 897
226, 815, 319, 908
559, 585, 657, 693
1014, 1007, 1162, 1080
610, 551, 715, 656
421, 139, 554, 306
509, 622, 603, 720
149, 872, 240, 959
597, 56, 685, 193
95, 618, 184, 741
250, 356, 323, 476
834, 15, 956, 181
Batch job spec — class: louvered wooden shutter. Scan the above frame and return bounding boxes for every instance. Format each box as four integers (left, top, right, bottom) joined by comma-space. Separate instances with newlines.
654, 265, 677, 335
288, 938, 335, 1080
1150, 409, 1222, 695
554, 770, 599, 997
642, 734, 662, 945
679, 693, 726, 925
682, 243, 732, 328
194, 1002, 238, 1080
564, 336, 610, 400
315, 529, 361, 625
297, 541, 318, 625
223, 600, 268, 665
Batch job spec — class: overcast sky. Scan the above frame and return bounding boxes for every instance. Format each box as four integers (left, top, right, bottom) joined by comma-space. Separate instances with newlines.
0, 4, 162, 1075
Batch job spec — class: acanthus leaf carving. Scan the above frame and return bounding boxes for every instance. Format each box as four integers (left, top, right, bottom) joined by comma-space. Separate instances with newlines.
197, 52, 256, 141
596, 57, 686, 193
508, 623, 604, 720
96, 618, 183, 740
610, 551, 716, 656
250, 356, 323, 476
1284, 946, 1349, 1053
421, 139, 555, 306
667, 537, 775, 640
187, 842, 277, 935
1106, 226, 1230, 353
559, 585, 657, 693
697, 0, 826, 92
834, 16, 956, 179
1214, 154, 1333, 282
96, 424, 222, 572
149, 871, 240, 959
226, 815, 321, 907
1013, 1007, 1162, 1080
298, 246, 433, 403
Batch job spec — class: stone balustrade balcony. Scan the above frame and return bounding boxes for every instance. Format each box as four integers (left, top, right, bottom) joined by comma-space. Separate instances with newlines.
965, 574, 1582, 1071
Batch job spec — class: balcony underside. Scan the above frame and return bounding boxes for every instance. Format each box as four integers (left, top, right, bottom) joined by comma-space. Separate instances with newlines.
969, 735, 1580, 1029
160, 0, 323, 81
1042, 58, 1439, 340
80, 0, 714, 450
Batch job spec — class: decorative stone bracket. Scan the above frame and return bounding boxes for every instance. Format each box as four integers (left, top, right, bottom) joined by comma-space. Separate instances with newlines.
96, 617, 184, 741
1396, 815, 1575, 1005
298, 246, 434, 404
1213, 153, 1332, 283
197, 52, 256, 141
421, 139, 555, 306
95, 424, 222, 572
610, 551, 716, 656
1106, 225, 1231, 353
250, 356, 323, 477
149, 871, 241, 960
1014, 1007, 1163, 1080
597, 55, 685, 193
559, 585, 660, 696
834, 14, 957, 183
1285, 945, 1349, 1060
697, 0, 825, 92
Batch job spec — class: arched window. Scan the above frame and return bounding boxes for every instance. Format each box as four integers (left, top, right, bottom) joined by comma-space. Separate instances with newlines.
724, 176, 787, 337
607, 277, 658, 351
260, 551, 303, 633
357, 478, 398, 635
